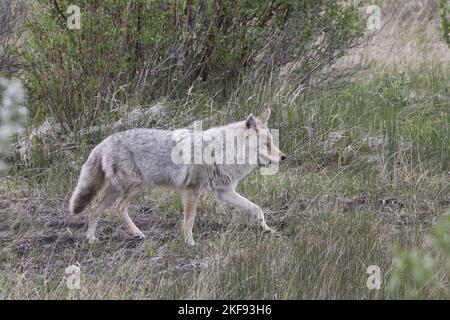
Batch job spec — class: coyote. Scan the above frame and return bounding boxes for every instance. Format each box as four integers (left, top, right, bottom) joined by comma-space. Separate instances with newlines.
69, 108, 285, 245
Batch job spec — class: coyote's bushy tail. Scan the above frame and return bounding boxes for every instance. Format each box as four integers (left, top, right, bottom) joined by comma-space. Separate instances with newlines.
69, 150, 105, 214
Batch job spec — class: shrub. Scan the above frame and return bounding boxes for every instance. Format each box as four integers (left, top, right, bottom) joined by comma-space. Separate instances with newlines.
21, 0, 363, 129
388, 213, 450, 299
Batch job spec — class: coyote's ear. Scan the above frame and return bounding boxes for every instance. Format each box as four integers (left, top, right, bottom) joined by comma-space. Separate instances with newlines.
257, 108, 271, 124
245, 114, 257, 129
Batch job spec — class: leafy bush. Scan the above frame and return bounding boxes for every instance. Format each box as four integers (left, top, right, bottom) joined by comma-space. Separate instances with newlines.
22, 0, 363, 129
388, 213, 450, 299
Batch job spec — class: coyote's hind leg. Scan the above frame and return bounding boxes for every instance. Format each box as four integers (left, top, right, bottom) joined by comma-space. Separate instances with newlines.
117, 187, 145, 239
87, 184, 120, 243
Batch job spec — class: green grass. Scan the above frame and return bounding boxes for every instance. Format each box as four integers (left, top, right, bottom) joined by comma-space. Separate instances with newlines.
1, 66, 449, 299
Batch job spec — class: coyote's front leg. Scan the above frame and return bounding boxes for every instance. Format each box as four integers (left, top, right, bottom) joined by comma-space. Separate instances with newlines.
217, 189, 274, 233
182, 186, 200, 246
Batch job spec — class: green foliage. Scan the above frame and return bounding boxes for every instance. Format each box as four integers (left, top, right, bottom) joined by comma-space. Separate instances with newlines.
388, 214, 450, 299
431, 215, 450, 264
388, 249, 435, 299
21, 0, 363, 129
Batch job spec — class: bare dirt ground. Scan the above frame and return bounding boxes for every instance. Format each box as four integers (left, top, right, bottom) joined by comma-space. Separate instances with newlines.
0, 183, 440, 276
0, 191, 278, 279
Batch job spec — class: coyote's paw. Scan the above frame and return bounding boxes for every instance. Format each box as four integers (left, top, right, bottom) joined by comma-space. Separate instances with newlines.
263, 227, 284, 239
262, 225, 280, 236
186, 239, 196, 247
86, 233, 99, 244
262, 225, 275, 233
132, 231, 146, 240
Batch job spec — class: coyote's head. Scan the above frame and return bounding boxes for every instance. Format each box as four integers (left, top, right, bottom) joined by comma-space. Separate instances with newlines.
244, 108, 286, 165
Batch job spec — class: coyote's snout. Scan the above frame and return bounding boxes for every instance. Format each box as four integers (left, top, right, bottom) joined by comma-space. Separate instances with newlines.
69, 108, 285, 245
